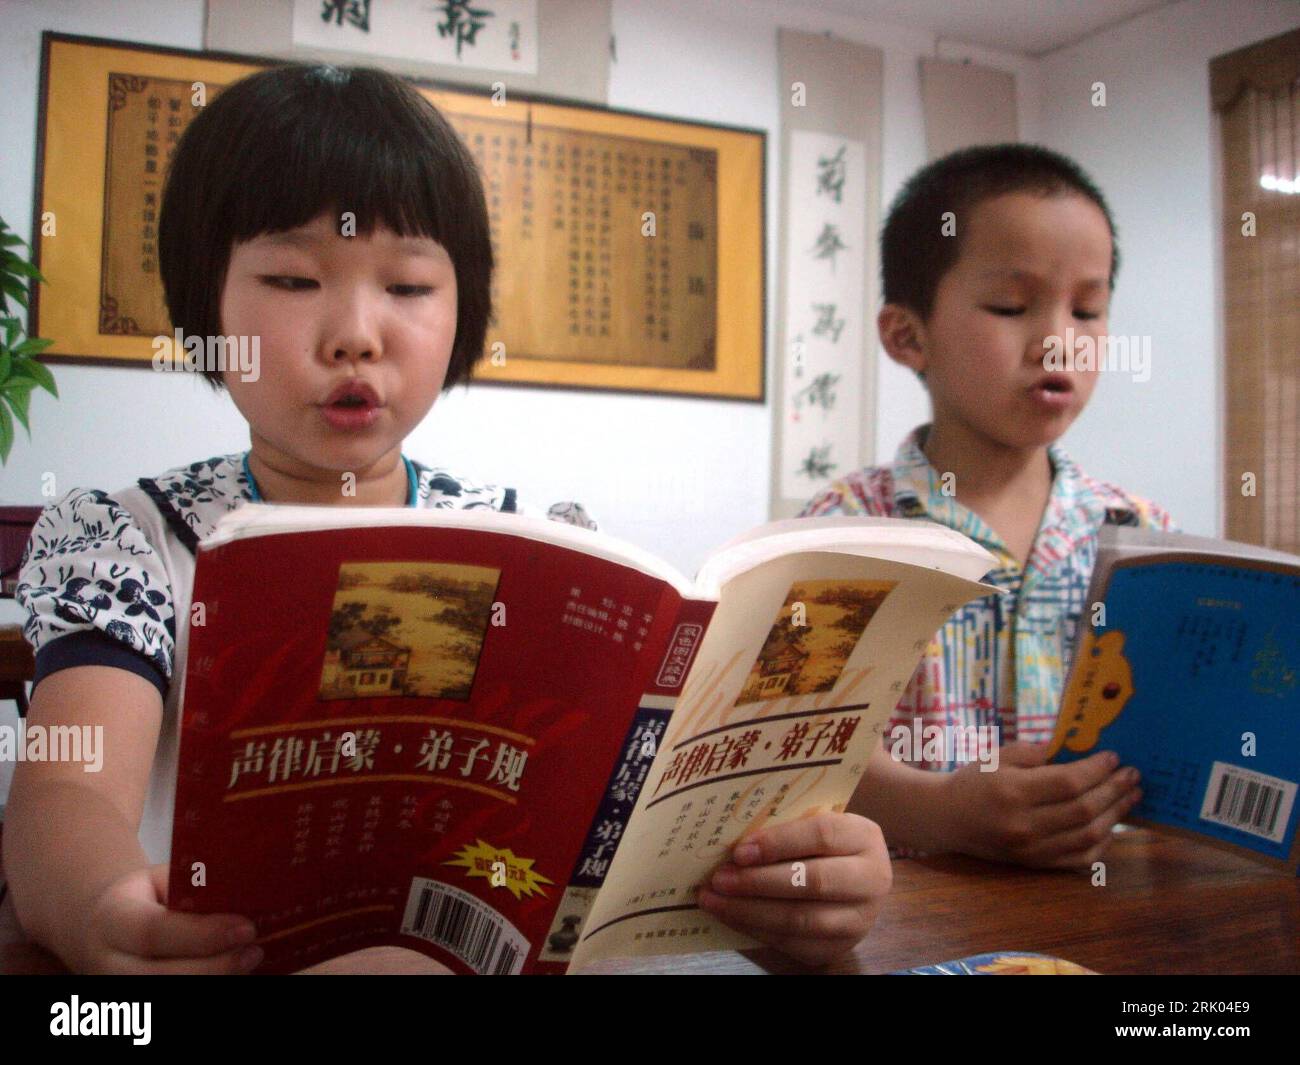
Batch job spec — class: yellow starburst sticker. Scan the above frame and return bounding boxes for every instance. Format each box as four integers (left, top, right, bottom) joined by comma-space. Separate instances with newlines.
443, 839, 555, 900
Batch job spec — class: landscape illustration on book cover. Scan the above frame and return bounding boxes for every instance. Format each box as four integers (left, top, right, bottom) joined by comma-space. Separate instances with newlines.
318, 561, 502, 702
736, 579, 896, 705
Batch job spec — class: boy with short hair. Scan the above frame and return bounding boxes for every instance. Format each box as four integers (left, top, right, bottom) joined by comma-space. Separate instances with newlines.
803, 144, 1173, 869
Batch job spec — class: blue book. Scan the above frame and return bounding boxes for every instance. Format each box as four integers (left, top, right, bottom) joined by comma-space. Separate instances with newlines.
1049, 528, 1300, 874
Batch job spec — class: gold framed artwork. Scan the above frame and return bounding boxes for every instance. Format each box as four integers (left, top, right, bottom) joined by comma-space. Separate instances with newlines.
30, 32, 766, 402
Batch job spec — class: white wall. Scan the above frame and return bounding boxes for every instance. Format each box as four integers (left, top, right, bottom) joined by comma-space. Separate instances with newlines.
1036, 0, 1300, 536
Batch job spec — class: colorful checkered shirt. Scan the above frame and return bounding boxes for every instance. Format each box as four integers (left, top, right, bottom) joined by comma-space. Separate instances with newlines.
800, 426, 1176, 771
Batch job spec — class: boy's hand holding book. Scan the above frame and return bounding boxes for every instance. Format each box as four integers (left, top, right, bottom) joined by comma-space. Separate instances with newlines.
1045, 528, 1300, 874
697, 810, 890, 967
936, 742, 1141, 869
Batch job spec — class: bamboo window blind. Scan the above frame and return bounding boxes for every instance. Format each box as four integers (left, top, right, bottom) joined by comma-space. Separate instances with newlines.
1212, 29, 1300, 553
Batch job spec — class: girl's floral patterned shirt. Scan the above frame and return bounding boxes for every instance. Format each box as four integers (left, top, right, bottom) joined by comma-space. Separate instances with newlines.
18, 452, 595, 699
800, 426, 1175, 771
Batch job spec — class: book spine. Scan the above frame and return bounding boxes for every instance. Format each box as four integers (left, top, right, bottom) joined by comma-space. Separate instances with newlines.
568, 596, 717, 888
532, 597, 717, 972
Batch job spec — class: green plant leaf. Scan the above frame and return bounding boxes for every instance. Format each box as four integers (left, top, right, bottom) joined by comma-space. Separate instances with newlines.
0, 275, 28, 308
3, 381, 32, 435
0, 400, 13, 463
10, 357, 57, 397
0, 215, 56, 448
2, 372, 36, 397
4, 258, 44, 281
13, 337, 54, 357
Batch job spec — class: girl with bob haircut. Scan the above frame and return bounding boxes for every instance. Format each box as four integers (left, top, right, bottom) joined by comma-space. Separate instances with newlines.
8, 63, 889, 974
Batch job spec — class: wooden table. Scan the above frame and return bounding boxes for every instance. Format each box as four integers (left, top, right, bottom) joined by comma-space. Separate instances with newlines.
585, 826, 1300, 974
3, 827, 1297, 974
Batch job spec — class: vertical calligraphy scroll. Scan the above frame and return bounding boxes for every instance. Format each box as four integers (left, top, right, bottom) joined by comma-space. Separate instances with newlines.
770, 30, 883, 517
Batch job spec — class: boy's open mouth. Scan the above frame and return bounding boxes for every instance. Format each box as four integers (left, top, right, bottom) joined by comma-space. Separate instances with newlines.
1028, 373, 1076, 410
1032, 373, 1074, 395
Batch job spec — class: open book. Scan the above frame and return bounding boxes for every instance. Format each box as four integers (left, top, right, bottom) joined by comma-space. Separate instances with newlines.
1048, 527, 1300, 873
167, 506, 996, 973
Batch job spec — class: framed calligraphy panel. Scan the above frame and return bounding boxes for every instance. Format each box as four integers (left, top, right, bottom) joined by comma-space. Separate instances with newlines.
30, 33, 765, 401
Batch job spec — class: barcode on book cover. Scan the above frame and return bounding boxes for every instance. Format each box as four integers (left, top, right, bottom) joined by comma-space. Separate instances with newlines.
400, 878, 529, 975
1199, 761, 1297, 845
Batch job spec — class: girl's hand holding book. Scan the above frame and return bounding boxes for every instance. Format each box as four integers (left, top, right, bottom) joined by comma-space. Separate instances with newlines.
80, 864, 262, 975
695, 811, 891, 967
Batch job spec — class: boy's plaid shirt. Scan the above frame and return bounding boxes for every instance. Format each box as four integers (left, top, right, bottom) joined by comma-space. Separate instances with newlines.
800, 426, 1175, 771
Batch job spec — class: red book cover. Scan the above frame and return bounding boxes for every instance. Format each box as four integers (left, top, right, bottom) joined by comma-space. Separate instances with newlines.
167, 513, 715, 974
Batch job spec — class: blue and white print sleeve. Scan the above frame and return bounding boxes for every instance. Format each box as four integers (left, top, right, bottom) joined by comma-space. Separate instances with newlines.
16, 488, 176, 698
515, 498, 599, 531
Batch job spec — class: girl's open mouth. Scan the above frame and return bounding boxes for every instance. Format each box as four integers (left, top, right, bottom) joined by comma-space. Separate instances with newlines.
320, 379, 383, 429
